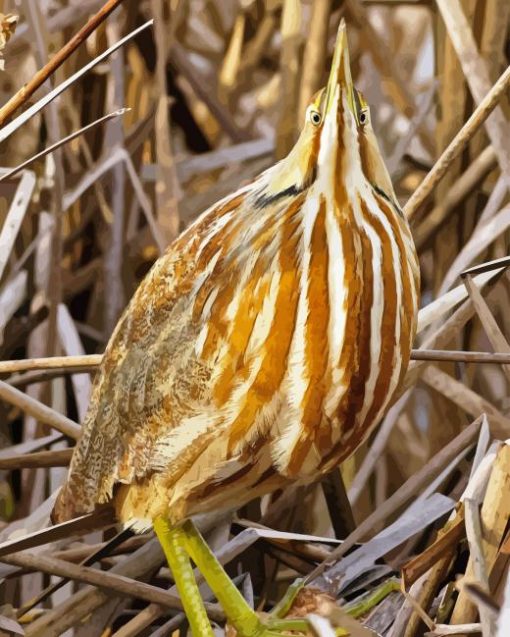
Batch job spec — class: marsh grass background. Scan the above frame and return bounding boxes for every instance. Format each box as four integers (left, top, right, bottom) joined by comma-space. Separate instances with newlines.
0, 1, 509, 635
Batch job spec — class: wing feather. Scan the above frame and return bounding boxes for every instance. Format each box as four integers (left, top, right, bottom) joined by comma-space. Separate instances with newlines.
52, 190, 249, 521
53, 179, 307, 524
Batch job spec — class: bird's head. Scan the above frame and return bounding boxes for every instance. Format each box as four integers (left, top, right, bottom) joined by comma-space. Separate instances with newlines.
261, 20, 396, 206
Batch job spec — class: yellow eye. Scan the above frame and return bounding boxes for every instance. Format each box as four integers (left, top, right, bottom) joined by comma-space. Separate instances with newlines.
309, 110, 322, 126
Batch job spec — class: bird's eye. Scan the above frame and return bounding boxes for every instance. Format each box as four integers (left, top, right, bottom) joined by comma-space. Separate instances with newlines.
358, 109, 368, 126
309, 110, 322, 126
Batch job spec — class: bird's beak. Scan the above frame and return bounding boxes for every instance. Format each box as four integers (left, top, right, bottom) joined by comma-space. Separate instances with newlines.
323, 19, 356, 124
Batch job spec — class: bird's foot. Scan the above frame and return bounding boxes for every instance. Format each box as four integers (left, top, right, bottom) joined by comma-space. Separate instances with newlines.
342, 577, 401, 618
232, 578, 349, 637
256, 616, 349, 636
242, 576, 401, 636
227, 577, 400, 637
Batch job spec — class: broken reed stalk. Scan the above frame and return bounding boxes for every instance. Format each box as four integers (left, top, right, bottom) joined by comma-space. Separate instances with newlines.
0, 0, 126, 126
404, 63, 510, 219
464, 499, 496, 636
16, 528, 135, 620
22, 541, 165, 636
0, 380, 80, 439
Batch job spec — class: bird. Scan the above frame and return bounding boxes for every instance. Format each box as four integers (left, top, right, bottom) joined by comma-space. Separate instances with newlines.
52, 20, 419, 637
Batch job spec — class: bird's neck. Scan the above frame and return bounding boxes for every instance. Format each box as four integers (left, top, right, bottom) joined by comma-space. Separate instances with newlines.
253, 134, 319, 208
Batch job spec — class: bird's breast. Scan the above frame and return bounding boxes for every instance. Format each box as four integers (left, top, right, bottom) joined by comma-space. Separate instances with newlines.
270, 188, 418, 478
192, 185, 418, 481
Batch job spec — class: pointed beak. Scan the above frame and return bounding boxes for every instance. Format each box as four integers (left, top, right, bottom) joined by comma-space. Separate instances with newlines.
323, 19, 356, 122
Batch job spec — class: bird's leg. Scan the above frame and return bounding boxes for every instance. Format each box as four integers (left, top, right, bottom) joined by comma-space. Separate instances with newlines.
182, 520, 320, 637
153, 517, 214, 637
182, 519, 269, 636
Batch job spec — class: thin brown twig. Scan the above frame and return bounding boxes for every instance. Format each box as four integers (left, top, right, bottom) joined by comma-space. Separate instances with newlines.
0, 0, 126, 127
414, 146, 497, 248
8, 367, 96, 387
1, 551, 223, 618
4, 349, 510, 378
0, 380, 80, 439
0, 355, 102, 374
404, 63, 510, 219
411, 350, 510, 364
0, 109, 130, 184
0, 447, 72, 469
52, 536, 149, 564
0, 19, 153, 145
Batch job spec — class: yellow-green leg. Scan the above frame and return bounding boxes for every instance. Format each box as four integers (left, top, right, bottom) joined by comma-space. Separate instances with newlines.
154, 517, 397, 636
182, 519, 270, 637
154, 517, 214, 637
182, 520, 336, 636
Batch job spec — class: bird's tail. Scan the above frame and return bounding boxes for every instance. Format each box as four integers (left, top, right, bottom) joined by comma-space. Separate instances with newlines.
51, 473, 90, 524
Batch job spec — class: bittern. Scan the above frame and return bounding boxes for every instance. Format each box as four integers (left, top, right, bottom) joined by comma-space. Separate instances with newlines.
53, 20, 419, 636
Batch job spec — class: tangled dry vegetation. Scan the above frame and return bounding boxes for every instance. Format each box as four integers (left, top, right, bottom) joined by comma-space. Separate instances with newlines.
0, 0, 509, 635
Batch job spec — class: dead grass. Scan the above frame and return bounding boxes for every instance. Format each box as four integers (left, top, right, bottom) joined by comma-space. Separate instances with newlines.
0, 0, 509, 635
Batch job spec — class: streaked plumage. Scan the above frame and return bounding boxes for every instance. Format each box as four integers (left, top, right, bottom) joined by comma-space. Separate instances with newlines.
53, 24, 419, 534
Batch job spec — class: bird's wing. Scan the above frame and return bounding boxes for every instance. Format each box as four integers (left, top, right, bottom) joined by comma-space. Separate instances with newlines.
53, 183, 297, 522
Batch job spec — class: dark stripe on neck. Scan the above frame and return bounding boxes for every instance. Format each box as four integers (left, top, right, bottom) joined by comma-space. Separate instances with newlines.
254, 184, 302, 208
254, 166, 317, 209
372, 184, 404, 219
